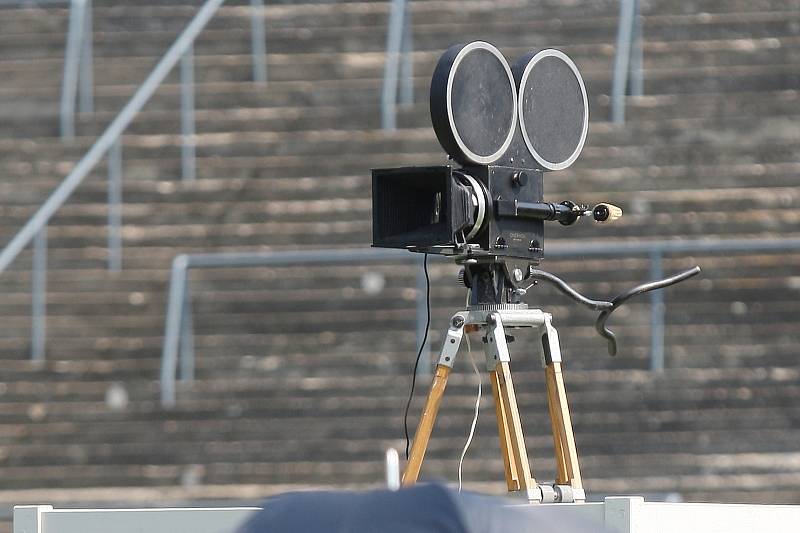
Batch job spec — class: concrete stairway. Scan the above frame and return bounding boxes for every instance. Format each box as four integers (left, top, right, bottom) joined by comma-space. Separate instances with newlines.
0, 1, 798, 530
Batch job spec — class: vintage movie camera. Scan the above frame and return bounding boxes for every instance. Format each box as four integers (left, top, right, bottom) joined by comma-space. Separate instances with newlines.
371, 41, 699, 354
373, 42, 623, 302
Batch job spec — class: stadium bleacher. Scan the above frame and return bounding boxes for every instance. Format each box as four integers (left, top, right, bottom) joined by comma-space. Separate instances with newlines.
0, 0, 799, 531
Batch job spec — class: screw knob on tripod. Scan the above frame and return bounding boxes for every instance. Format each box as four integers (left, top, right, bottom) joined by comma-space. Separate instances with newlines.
457, 268, 468, 287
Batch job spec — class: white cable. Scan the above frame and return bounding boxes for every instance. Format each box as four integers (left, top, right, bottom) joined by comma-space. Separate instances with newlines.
457, 291, 482, 492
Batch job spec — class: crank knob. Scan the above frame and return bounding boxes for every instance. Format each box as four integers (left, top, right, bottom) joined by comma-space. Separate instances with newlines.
592, 203, 623, 223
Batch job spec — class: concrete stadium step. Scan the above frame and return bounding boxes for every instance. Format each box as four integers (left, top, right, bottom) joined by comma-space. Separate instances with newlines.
0, 417, 792, 483
2, 182, 797, 230
6, 34, 800, 95
1, 423, 797, 487
0, 252, 794, 355
3, 310, 796, 356
0, 207, 795, 252
0, 246, 790, 284
2, 194, 791, 241
2, 0, 796, 40
3, 54, 797, 119
3, 86, 797, 140
5, 434, 800, 481
2, 362, 796, 406
0, 0, 797, 504
0, 154, 796, 202
0, 303, 780, 352
77, 88, 800, 138
0, 391, 795, 443
0, 317, 792, 371
8, 405, 797, 454
0, 159, 797, 211
5, 102, 800, 156
7, 8, 800, 61
0, 1, 619, 37
0, 357, 160, 380
0, 261, 794, 318
1, 114, 798, 184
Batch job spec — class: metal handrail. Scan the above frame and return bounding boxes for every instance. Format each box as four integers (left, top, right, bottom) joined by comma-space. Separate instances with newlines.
381, 0, 413, 130
610, 0, 644, 123
160, 237, 800, 407
159, 248, 428, 408
0, 0, 225, 272
1, 0, 270, 360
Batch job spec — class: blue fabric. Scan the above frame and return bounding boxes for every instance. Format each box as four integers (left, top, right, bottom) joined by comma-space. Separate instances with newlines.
237, 483, 605, 533
237, 483, 468, 533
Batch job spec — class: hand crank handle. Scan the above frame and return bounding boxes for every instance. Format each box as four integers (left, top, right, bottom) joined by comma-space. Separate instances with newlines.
596, 266, 701, 356
528, 266, 702, 356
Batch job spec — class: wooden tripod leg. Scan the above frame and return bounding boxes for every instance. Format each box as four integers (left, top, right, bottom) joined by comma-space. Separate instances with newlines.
492, 361, 536, 493
489, 369, 520, 491
545, 361, 582, 489
545, 372, 569, 485
402, 364, 451, 486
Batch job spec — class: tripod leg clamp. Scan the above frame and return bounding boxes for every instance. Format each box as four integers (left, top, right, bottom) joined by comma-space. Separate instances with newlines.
483, 313, 512, 371
437, 312, 468, 368
541, 313, 563, 366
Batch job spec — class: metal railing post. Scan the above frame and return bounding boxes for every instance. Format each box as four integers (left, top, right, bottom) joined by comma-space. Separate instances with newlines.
649, 250, 665, 371
179, 275, 195, 382
415, 253, 429, 374
629, 0, 644, 97
381, 0, 406, 130
610, 0, 635, 124
31, 228, 47, 362
161, 255, 188, 408
180, 45, 196, 182
250, 0, 267, 84
107, 139, 122, 272
79, 0, 94, 114
399, 4, 413, 105
60, 0, 86, 139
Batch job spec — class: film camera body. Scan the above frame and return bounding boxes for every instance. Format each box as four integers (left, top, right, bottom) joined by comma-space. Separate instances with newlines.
372, 42, 621, 305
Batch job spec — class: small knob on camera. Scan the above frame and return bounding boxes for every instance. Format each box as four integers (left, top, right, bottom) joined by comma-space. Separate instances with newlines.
511, 171, 529, 187
592, 203, 623, 223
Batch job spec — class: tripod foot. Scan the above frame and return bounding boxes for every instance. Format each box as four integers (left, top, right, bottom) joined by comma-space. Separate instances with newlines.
539, 483, 586, 503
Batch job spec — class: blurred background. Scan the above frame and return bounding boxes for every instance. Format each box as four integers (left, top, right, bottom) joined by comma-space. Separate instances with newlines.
0, 0, 799, 530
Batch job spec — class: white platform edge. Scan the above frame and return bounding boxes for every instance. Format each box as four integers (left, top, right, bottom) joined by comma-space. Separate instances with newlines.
14, 497, 800, 533
514, 496, 800, 533
12, 505, 259, 533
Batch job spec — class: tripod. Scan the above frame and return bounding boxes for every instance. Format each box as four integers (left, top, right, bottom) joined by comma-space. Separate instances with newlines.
402, 301, 584, 503
401, 259, 701, 501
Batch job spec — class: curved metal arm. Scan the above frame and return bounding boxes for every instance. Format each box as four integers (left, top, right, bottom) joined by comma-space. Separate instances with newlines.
597, 266, 701, 356
529, 269, 613, 311
528, 266, 702, 356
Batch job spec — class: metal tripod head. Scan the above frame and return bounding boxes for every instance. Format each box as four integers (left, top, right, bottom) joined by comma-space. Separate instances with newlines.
461, 260, 524, 308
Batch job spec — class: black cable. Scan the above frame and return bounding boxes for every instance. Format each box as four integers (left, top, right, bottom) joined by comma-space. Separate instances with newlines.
404, 253, 431, 460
